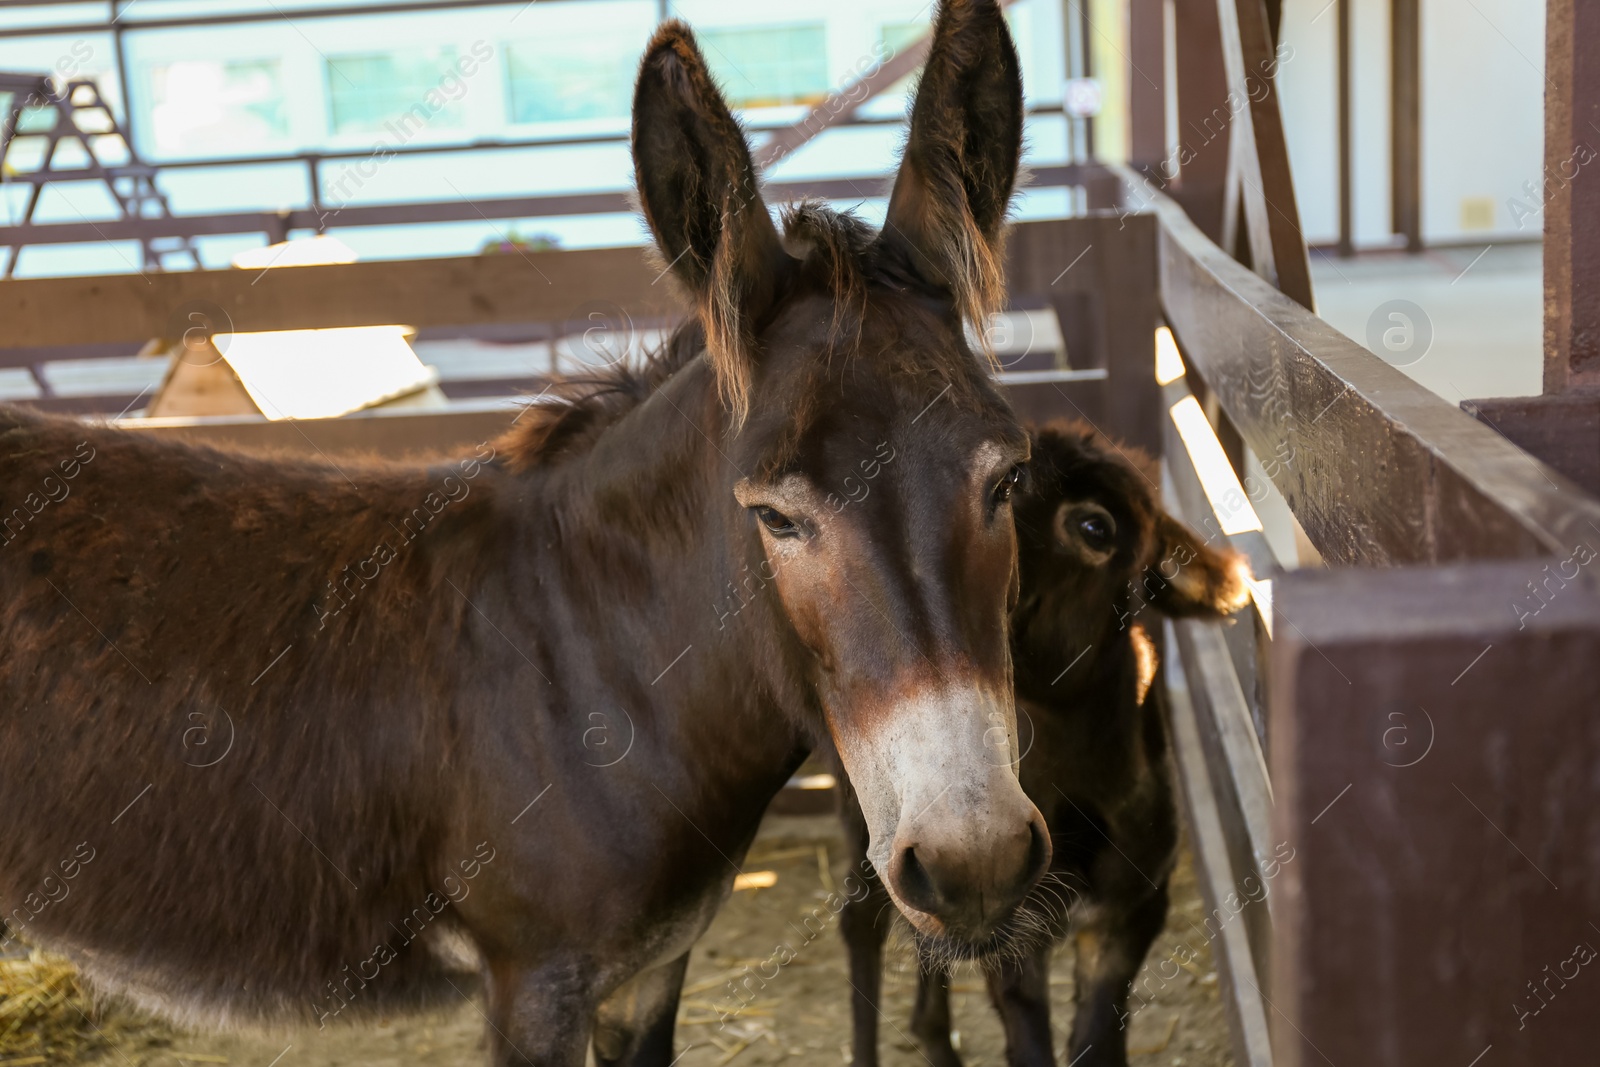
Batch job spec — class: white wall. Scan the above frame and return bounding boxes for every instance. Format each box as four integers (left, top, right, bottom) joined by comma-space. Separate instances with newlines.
1277, 1, 1340, 244
1421, 0, 1544, 242
1279, 0, 1544, 250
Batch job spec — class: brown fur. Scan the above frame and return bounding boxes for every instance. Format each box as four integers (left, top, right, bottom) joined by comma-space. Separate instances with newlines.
838, 420, 1253, 1067
633, 2, 1024, 424
631, 22, 787, 427
0, 416, 498, 1025
883, 0, 1024, 353
0, 6, 1036, 1065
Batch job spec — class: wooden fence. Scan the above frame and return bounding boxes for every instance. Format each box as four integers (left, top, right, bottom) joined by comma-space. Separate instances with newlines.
1126, 2, 1600, 1066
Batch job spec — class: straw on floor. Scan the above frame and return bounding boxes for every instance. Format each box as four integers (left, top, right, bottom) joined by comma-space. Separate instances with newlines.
0, 946, 100, 1064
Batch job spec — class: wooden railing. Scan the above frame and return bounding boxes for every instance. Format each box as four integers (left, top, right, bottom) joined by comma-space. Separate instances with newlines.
1123, 2, 1600, 1066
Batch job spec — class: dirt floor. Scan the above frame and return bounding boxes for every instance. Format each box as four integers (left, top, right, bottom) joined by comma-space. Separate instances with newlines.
64, 814, 1231, 1067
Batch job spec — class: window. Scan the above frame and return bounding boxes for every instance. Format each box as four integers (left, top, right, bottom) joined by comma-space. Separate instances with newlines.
505, 36, 637, 124
697, 24, 830, 109
147, 59, 287, 156
325, 47, 463, 136
878, 21, 928, 60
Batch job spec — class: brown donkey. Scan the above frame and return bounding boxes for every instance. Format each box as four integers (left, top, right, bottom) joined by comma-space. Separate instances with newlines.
838, 420, 1252, 1067
0, 5, 1044, 1064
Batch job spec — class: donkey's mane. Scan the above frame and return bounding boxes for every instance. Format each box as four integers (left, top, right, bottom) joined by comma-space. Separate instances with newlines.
500, 201, 939, 471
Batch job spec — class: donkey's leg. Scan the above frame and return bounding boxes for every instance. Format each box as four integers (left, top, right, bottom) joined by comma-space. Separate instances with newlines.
1065, 882, 1170, 1067
839, 850, 895, 1066
591, 952, 691, 1067
984, 944, 1056, 1067
908, 964, 963, 1067
484, 958, 594, 1067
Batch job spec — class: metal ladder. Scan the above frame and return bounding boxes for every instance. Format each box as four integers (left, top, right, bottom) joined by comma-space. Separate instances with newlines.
1, 71, 197, 278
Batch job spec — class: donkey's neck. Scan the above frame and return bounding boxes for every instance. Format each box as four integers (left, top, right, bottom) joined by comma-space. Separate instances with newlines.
507, 356, 812, 819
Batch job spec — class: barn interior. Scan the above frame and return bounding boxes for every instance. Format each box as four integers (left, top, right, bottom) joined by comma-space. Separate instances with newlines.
2, 1, 1597, 1066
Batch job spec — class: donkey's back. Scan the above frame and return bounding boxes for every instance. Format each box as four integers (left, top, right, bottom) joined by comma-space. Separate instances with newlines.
0, 406, 500, 1026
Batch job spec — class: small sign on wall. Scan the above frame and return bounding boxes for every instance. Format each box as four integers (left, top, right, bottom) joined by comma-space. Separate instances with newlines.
1460, 196, 1496, 231
1064, 78, 1103, 118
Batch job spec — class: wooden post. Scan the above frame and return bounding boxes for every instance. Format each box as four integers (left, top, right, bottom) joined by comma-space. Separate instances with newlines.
1461, 0, 1600, 493
1172, 0, 1233, 243
1542, 0, 1600, 395
1271, 563, 1600, 1067
1004, 214, 1163, 455
1128, 0, 1167, 173
1390, 0, 1422, 252
1337, 0, 1354, 257
1217, 0, 1314, 308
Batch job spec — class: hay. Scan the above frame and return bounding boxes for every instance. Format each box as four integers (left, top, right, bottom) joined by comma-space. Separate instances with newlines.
0, 945, 100, 1063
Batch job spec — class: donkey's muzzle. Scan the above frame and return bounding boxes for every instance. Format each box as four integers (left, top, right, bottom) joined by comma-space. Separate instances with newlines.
886, 789, 1051, 941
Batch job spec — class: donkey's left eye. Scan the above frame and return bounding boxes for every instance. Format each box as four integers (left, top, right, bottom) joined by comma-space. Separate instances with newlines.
1079, 514, 1115, 548
755, 506, 802, 538
991, 465, 1028, 509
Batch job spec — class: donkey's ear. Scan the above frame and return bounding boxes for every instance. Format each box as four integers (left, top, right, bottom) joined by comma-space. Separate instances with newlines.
1148, 513, 1253, 619
881, 0, 1023, 333
632, 22, 788, 423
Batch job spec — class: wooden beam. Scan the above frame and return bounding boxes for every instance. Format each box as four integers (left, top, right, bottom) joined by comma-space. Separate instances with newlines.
1542, 0, 1600, 393
0, 206, 1110, 351
0, 245, 683, 348
1390, 0, 1422, 252
754, 36, 931, 171
1075, 0, 1097, 158
1214, 0, 1314, 308
1461, 393, 1600, 497
0, 161, 1092, 250
1164, 634, 1274, 1067
1004, 214, 1164, 454
1337, 0, 1354, 258
1128, 0, 1168, 172
1132, 165, 1600, 565
1271, 563, 1600, 1067
1172, 0, 1234, 243
117, 401, 519, 461
995, 373, 1107, 434
115, 375, 1104, 460
1263, 0, 1283, 47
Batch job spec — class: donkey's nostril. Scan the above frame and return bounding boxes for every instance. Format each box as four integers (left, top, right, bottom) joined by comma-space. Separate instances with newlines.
886, 796, 1052, 939
889, 844, 943, 917
1024, 813, 1051, 888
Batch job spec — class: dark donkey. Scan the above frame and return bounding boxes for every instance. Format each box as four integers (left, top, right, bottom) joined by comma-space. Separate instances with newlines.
838, 420, 1252, 1067
0, 4, 1047, 1065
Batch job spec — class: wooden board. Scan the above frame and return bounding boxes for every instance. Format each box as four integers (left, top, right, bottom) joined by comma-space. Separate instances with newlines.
1390, 0, 1422, 251
1270, 562, 1600, 1067
146, 346, 258, 419
0, 245, 683, 349
1128, 0, 1168, 171
1542, 0, 1600, 392
119, 374, 1106, 462
1461, 393, 1600, 498
0, 206, 1106, 352
1213, 0, 1313, 308
0, 163, 1095, 255
1164, 631, 1275, 1067
1006, 214, 1164, 454
118, 401, 518, 462
1133, 166, 1600, 565
1172, 0, 1233, 245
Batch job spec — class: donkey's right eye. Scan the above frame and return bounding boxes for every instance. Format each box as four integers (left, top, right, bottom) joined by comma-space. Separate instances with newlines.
755, 506, 802, 539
